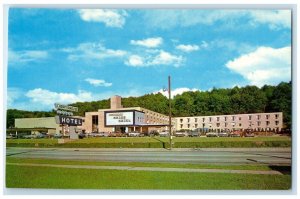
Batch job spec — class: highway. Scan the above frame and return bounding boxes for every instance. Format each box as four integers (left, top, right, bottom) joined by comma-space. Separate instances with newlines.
6, 147, 291, 165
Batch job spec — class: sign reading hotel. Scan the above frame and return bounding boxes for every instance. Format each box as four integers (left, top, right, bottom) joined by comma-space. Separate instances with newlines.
55, 115, 83, 126
105, 110, 145, 126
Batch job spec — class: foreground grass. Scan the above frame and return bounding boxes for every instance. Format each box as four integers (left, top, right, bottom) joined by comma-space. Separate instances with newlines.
6, 136, 291, 148
6, 164, 291, 190
6, 157, 273, 171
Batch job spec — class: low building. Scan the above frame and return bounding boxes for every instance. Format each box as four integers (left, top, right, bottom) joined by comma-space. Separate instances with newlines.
14, 116, 84, 136
175, 112, 283, 132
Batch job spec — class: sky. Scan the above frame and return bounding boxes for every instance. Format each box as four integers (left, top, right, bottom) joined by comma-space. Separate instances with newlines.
7, 8, 292, 111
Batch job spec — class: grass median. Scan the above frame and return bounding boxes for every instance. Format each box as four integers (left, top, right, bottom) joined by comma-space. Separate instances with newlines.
6, 136, 291, 148
6, 163, 291, 190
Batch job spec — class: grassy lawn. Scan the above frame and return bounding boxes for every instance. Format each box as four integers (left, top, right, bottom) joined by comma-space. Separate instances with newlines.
6, 157, 273, 171
6, 164, 291, 190
6, 136, 291, 148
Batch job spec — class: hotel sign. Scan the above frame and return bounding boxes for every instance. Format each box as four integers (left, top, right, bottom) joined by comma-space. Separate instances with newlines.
55, 115, 83, 126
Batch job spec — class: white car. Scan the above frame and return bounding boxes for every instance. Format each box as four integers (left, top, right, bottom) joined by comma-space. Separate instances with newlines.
159, 132, 169, 137
128, 132, 140, 137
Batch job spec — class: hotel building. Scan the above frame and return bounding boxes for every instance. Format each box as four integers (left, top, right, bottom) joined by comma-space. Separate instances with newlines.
175, 112, 283, 132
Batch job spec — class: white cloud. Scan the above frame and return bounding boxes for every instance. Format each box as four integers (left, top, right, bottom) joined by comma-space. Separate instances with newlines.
9, 50, 48, 64
125, 50, 184, 67
154, 87, 199, 98
226, 46, 291, 87
85, 78, 112, 87
125, 55, 144, 66
78, 9, 128, 28
63, 42, 126, 61
143, 10, 291, 30
25, 88, 94, 106
130, 37, 163, 48
7, 88, 24, 107
150, 51, 184, 67
249, 10, 291, 30
176, 44, 199, 52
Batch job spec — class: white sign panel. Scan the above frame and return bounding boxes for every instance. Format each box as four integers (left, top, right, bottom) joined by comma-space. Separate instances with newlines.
106, 112, 134, 126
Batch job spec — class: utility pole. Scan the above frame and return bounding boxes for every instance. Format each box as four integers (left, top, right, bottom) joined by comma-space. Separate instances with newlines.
168, 76, 172, 150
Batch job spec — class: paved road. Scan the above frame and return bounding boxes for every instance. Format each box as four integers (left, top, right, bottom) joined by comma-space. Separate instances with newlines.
6, 147, 291, 165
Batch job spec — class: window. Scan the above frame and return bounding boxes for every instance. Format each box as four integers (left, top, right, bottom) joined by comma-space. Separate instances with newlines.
266, 121, 270, 126
202, 118, 205, 122
224, 116, 227, 121
225, 123, 227, 127
257, 115, 261, 120
232, 116, 235, 121
239, 117, 242, 121
275, 121, 279, 126
209, 117, 212, 122
187, 118, 190, 122
266, 115, 270, 119
92, 115, 98, 125
180, 124, 183, 128
239, 123, 242, 127
195, 124, 198, 128
180, 119, 183, 123
188, 124, 190, 128
217, 117, 220, 121
257, 121, 261, 126
216, 123, 220, 127
275, 114, 279, 119
195, 118, 198, 122
248, 115, 252, 120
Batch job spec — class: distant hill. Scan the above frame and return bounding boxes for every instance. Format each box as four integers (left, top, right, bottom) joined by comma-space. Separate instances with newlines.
6, 81, 292, 129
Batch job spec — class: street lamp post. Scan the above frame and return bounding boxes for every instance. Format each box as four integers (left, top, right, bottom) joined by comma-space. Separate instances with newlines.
168, 76, 172, 150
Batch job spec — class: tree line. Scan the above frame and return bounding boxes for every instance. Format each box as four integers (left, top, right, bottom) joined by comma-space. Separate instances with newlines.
6, 81, 292, 129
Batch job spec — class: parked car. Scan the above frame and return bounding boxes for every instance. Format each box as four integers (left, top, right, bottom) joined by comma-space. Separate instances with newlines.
206, 132, 218, 137
36, 134, 47, 139
159, 132, 169, 137
128, 132, 140, 137
218, 132, 229, 137
23, 134, 37, 139
90, 132, 104, 137
78, 133, 86, 139
230, 133, 241, 137
188, 132, 199, 137
245, 133, 255, 137
175, 132, 188, 137
6, 135, 13, 139
54, 133, 63, 138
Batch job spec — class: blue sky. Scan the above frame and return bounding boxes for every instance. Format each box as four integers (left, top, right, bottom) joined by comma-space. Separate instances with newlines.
7, 8, 292, 111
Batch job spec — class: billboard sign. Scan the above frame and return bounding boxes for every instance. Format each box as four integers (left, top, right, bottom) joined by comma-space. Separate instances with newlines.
104, 110, 145, 126
55, 115, 83, 126
105, 111, 134, 126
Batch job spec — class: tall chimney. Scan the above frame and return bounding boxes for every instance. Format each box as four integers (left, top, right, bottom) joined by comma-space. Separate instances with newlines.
110, 95, 123, 109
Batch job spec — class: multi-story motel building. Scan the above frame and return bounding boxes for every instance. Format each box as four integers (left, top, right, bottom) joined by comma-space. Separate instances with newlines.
13, 96, 175, 135
175, 112, 283, 133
